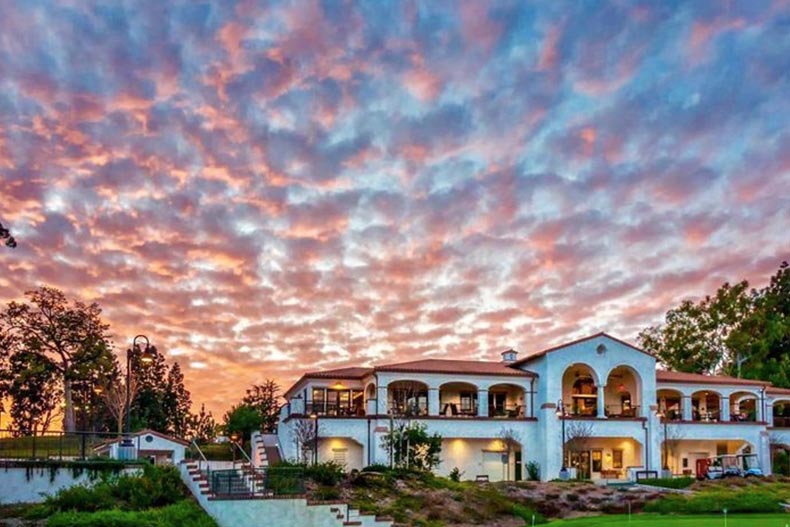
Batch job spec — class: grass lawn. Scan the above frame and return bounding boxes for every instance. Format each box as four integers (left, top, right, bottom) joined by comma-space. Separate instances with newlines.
547, 513, 790, 526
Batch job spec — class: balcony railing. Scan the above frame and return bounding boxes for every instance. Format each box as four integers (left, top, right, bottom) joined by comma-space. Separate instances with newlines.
304, 401, 365, 417
692, 409, 721, 422
605, 405, 641, 418
387, 403, 429, 417
729, 412, 757, 422
439, 402, 478, 417
489, 404, 525, 418
774, 416, 790, 428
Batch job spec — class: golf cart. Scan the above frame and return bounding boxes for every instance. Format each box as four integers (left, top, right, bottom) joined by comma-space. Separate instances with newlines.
739, 453, 763, 477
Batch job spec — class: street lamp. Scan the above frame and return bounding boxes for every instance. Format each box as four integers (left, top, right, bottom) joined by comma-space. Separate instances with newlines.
556, 399, 568, 478
230, 433, 239, 465
309, 413, 318, 465
123, 335, 157, 445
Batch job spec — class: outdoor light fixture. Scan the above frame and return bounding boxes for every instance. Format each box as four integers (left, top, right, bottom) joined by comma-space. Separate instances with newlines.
123, 335, 157, 446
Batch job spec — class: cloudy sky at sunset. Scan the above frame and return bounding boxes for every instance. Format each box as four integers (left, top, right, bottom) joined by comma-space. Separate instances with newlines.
1, 1, 788, 416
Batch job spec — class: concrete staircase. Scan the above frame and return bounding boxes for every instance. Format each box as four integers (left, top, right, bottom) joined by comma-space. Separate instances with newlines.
180, 460, 392, 527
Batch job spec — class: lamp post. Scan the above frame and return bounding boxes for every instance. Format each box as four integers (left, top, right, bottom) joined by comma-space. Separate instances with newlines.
556, 399, 568, 479
230, 433, 239, 465
123, 335, 157, 446
309, 413, 318, 465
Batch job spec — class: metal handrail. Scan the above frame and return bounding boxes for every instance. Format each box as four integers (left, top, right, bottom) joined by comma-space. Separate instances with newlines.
233, 441, 253, 466
191, 440, 210, 481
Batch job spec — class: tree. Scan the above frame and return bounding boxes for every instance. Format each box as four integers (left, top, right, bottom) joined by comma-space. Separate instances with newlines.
497, 427, 521, 481
129, 344, 169, 432
189, 404, 217, 443
162, 363, 192, 437
241, 380, 281, 433
291, 418, 321, 463
639, 262, 790, 385
0, 221, 16, 248
4, 351, 61, 434
638, 281, 752, 374
381, 421, 441, 471
0, 287, 112, 432
101, 372, 138, 435
223, 403, 262, 443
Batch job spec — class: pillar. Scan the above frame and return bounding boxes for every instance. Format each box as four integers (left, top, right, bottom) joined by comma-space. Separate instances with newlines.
682, 395, 693, 421
597, 385, 606, 418
478, 390, 489, 417
757, 396, 765, 422
721, 396, 730, 422
428, 388, 440, 416
377, 385, 389, 415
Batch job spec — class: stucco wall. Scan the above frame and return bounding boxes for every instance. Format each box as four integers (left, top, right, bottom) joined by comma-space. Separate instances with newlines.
0, 466, 139, 505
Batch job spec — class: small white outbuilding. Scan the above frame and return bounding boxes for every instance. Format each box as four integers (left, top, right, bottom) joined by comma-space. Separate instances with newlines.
95, 429, 189, 464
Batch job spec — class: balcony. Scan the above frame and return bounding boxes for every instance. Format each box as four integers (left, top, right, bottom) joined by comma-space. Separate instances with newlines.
774, 416, 790, 428
305, 401, 365, 417
604, 404, 641, 419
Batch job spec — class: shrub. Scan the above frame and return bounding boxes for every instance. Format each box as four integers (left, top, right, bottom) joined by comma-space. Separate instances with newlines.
45, 484, 115, 513
526, 461, 540, 481
361, 464, 390, 473
638, 476, 695, 489
314, 485, 341, 501
449, 467, 463, 482
566, 492, 579, 502
305, 461, 345, 486
47, 499, 217, 527
268, 464, 307, 495
512, 504, 546, 524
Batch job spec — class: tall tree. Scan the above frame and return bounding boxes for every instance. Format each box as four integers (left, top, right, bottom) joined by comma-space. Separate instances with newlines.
4, 351, 61, 434
189, 404, 217, 443
129, 344, 169, 432
638, 281, 752, 373
241, 380, 281, 433
162, 363, 192, 437
0, 287, 112, 432
223, 403, 263, 442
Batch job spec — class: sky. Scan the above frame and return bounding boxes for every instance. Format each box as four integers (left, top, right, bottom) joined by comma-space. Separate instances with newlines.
1, 0, 789, 418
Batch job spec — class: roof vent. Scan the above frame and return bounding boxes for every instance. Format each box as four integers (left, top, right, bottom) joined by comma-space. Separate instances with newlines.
501, 349, 518, 363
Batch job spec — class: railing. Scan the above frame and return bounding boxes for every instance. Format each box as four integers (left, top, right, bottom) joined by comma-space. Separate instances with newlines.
489, 404, 525, 418
304, 401, 366, 417
605, 405, 642, 418
190, 440, 210, 479
439, 402, 478, 417
209, 466, 305, 497
692, 409, 721, 422
387, 404, 429, 417
730, 412, 757, 422
774, 416, 790, 428
0, 429, 121, 460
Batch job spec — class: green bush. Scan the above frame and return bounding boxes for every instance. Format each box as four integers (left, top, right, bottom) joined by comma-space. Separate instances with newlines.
267, 464, 306, 495
42, 465, 186, 514
639, 476, 695, 489
361, 464, 390, 473
305, 460, 345, 486
644, 486, 785, 514
512, 503, 546, 524
47, 499, 217, 527
525, 461, 540, 481
449, 467, 463, 482
774, 450, 790, 476
313, 485, 341, 501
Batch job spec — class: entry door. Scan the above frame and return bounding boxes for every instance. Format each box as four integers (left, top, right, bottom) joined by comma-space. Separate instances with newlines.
591, 449, 603, 477
571, 451, 591, 479
489, 393, 506, 416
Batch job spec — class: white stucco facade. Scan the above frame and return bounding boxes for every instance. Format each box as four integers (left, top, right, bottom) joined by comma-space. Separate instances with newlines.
278, 333, 787, 481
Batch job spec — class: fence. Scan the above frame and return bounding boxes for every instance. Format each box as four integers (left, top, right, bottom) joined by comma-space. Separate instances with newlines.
209, 467, 306, 497
0, 429, 123, 461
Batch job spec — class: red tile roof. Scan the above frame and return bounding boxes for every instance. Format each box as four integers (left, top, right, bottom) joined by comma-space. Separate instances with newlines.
375, 359, 535, 377
656, 370, 770, 387
304, 367, 374, 379
510, 332, 653, 367
767, 386, 790, 396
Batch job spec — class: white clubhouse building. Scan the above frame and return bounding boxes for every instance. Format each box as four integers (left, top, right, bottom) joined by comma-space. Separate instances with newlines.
277, 333, 790, 481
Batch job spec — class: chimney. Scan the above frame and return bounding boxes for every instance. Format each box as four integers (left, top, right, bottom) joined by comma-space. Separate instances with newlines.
501, 348, 518, 364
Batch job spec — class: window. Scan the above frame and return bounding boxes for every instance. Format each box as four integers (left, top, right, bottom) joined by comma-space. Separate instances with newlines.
312, 388, 325, 414
682, 458, 688, 468
460, 392, 476, 413
612, 449, 623, 469
592, 450, 602, 472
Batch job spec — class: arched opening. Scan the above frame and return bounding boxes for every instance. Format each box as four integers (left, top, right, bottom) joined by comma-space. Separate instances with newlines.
388, 380, 429, 416
488, 383, 526, 418
604, 366, 641, 418
562, 364, 599, 417
729, 391, 759, 422
657, 389, 684, 421
439, 382, 479, 417
773, 400, 790, 428
691, 390, 721, 422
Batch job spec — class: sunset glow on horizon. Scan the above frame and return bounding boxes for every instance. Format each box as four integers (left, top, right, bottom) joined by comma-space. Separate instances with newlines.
1, 1, 788, 417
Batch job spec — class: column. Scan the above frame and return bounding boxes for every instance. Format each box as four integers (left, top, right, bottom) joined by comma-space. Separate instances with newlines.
377, 385, 389, 415
721, 396, 730, 422
428, 388, 440, 416
597, 385, 606, 418
682, 395, 693, 421
478, 389, 489, 417
766, 402, 773, 426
